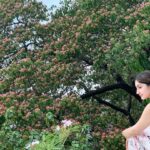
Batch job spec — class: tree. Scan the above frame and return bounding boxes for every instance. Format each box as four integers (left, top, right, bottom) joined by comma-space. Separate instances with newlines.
0, 0, 150, 149
42, 0, 150, 123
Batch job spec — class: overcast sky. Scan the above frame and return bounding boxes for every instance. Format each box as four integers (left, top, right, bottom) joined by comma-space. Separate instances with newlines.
39, 0, 61, 8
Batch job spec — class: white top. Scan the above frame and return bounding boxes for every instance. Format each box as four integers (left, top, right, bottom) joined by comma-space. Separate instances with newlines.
127, 126, 150, 150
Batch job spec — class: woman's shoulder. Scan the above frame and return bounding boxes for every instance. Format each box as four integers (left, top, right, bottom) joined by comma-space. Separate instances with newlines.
143, 103, 150, 113
145, 103, 150, 109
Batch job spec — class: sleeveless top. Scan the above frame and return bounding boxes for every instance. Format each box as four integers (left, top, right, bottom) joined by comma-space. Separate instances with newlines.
127, 126, 150, 150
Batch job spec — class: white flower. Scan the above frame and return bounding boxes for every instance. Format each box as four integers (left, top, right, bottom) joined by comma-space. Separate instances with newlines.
25, 140, 39, 149
56, 125, 61, 131
61, 120, 73, 127
10, 124, 16, 129
32, 140, 39, 145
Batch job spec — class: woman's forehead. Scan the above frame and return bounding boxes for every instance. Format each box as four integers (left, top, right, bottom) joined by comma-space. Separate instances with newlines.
135, 80, 143, 86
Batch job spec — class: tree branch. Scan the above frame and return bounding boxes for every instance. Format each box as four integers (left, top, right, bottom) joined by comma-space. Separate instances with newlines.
93, 96, 129, 116
81, 82, 141, 102
92, 96, 135, 125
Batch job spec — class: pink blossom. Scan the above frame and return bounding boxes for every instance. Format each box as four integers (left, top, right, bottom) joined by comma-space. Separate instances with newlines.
61, 119, 73, 127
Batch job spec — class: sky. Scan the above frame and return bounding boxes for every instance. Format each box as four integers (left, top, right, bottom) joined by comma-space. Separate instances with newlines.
39, 0, 61, 8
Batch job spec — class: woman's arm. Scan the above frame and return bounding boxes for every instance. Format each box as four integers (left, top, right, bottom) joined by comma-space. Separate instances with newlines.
122, 103, 150, 139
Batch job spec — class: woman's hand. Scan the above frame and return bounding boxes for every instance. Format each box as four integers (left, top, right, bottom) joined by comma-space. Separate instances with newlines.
122, 104, 150, 139
122, 127, 133, 139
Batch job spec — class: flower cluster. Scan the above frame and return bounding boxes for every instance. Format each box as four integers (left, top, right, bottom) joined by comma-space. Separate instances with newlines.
0, 102, 6, 115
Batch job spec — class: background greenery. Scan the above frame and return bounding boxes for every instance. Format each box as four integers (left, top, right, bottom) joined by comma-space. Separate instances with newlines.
0, 0, 150, 149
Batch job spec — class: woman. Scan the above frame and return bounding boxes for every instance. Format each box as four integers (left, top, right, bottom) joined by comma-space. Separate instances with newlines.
122, 70, 150, 150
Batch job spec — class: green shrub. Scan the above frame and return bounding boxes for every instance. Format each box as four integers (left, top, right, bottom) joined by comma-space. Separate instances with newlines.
100, 132, 125, 150
31, 124, 92, 150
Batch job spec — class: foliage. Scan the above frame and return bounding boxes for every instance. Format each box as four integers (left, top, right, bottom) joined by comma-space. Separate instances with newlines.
0, 0, 150, 149
100, 132, 126, 150
31, 124, 92, 150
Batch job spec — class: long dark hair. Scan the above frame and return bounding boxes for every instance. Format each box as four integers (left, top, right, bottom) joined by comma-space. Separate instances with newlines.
135, 70, 150, 85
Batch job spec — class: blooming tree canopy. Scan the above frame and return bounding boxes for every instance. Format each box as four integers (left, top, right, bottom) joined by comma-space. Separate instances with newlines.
0, 0, 150, 149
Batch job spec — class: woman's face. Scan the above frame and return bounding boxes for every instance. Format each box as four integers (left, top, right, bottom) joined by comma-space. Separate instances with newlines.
135, 80, 150, 100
